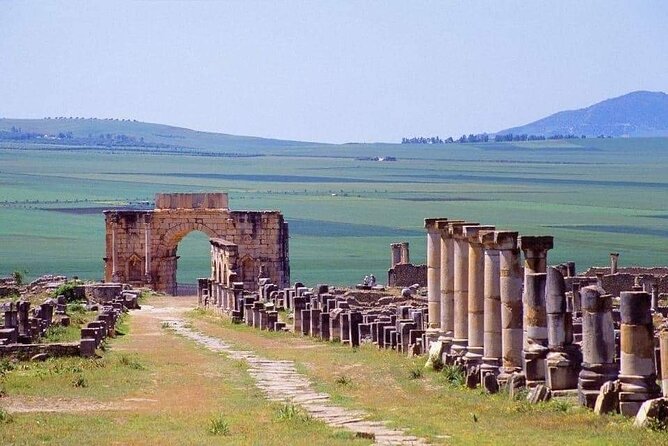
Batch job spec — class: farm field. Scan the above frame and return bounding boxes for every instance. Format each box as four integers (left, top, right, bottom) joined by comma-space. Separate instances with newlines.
1, 136, 668, 286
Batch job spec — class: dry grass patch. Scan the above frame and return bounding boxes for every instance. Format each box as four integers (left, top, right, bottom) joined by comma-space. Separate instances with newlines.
0, 297, 370, 445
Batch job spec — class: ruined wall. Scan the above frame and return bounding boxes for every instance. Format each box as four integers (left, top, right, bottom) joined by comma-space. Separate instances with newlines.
580, 267, 668, 296
388, 264, 427, 287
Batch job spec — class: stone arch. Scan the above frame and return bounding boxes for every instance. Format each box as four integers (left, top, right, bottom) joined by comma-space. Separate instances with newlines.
104, 192, 290, 294
154, 223, 220, 295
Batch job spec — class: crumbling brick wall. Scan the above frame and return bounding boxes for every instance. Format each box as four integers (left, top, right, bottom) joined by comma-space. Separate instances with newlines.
388, 264, 427, 287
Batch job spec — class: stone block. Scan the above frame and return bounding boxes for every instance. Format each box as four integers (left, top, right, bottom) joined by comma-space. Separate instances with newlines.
80, 338, 97, 357
594, 380, 620, 415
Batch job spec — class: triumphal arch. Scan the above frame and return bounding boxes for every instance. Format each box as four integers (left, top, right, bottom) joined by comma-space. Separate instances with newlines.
103, 192, 290, 294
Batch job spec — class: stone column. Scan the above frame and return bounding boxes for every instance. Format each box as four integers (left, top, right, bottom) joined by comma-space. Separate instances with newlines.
111, 229, 120, 282
610, 252, 619, 274
660, 329, 668, 397
400, 242, 410, 264
17, 300, 30, 337
618, 291, 661, 416
522, 272, 549, 387
545, 267, 581, 390
424, 218, 445, 329
390, 243, 402, 269
463, 225, 494, 369
651, 280, 659, 312
144, 219, 151, 282
438, 219, 462, 339
495, 231, 523, 384
450, 222, 477, 356
480, 230, 501, 379
519, 236, 554, 276
578, 286, 617, 408
519, 236, 553, 349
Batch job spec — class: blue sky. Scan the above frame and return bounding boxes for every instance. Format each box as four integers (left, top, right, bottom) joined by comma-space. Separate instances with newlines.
1, 1, 667, 143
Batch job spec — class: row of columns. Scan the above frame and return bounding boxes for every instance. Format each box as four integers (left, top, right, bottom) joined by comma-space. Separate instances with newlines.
425, 219, 553, 383
424, 217, 665, 417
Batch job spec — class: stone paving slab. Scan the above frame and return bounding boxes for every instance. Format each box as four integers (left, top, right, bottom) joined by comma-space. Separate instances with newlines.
165, 319, 431, 445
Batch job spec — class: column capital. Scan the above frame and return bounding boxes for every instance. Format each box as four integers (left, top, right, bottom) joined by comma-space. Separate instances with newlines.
464, 225, 494, 245
424, 217, 448, 231
437, 219, 461, 234
479, 229, 498, 249
449, 221, 479, 239
492, 231, 519, 250
518, 235, 554, 256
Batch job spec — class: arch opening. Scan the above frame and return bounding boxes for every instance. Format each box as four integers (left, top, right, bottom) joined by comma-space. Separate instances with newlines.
173, 230, 212, 296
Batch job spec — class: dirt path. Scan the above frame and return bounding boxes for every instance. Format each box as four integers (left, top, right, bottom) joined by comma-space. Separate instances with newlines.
157, 297, 430, 446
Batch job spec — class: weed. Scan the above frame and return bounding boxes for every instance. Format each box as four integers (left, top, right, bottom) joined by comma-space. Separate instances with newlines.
512, 388, 530, 401
441, 364, 465, 387
72, 375, 88, 388
0, 408, 13, 424
207, 414, 230, 436
335, 375, 352, 386
0, 359, 15, 376
67, 303, 86, 314
547, 398, 571, 413
276, 403, 312, 422
409, 366, 423, 380
42, 325, 67, 342
118, 354, 145, 370
276, 403, 301, 420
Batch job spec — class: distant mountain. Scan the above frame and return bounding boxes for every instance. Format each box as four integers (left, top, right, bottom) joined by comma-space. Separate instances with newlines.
497, 91, 668, 138
0, 117, 322, 153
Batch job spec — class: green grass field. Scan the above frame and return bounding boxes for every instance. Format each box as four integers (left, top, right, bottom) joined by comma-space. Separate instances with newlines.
1, 134, 668, 285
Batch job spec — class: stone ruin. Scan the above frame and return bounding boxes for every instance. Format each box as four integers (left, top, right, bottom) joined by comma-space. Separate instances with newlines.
197, 216, 668, 424
104, 192, 289, 294
0, 281, 141, 360
387, 242, 427, 288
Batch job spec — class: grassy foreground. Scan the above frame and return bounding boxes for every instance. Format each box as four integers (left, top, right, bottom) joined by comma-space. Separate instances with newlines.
0, 296, 368, 445
187, 308, 668, 445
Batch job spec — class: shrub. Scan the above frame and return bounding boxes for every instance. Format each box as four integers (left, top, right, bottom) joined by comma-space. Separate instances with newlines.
11, 270, 26, 286
208, 414, 230, 435
53, 281, 80, 303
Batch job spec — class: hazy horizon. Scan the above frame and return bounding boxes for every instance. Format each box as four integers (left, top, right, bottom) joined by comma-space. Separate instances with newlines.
2, 1, 667, 143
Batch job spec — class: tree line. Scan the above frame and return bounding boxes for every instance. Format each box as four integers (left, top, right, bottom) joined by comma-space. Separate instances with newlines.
402, 133, 590, 144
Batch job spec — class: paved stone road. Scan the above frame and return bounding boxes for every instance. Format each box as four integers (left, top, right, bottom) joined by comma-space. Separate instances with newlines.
164, 319, 430, 446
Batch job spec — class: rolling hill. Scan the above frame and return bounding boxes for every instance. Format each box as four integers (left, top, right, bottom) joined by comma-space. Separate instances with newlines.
498, 90, 668, 138
0, 117, 323, 153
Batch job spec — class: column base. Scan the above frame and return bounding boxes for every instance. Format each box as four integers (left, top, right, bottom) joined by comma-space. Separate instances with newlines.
449, 338, 468, 356
497, 366, 522, 387
577, 363, 619, 408
480, 357, 501, 375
